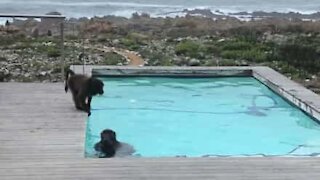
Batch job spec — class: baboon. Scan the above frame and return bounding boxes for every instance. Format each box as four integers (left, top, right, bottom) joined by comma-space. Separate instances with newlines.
5, 20, 10, 27
65, 69, 104, 115
47, 30, 52, 36
94, 129, 135, 158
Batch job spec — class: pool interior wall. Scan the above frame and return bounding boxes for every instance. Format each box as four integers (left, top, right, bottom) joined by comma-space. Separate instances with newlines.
85, 76, 320, 158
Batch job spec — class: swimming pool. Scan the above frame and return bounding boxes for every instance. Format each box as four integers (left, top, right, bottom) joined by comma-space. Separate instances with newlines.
85, 77, 320, 157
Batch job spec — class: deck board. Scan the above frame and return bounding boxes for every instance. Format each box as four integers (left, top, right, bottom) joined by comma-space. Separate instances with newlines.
1, 82, 320, 179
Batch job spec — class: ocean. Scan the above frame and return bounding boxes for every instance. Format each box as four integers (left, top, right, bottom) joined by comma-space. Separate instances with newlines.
0, 0, 319, 19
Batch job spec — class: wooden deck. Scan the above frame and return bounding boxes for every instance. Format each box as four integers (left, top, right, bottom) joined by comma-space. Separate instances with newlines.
1, 82, 320, 179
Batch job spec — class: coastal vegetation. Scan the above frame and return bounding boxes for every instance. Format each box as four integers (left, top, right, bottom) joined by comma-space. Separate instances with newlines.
1, 13, 320, 92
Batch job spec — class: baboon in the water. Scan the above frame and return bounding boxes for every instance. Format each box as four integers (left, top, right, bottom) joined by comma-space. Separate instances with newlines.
94, 129, 135, 158
65, 69, 104, 115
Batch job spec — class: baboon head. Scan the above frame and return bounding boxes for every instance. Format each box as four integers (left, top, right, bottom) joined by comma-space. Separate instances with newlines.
100, 129, 118, 145
88, 78, 104, 96
99, 129, 119, 157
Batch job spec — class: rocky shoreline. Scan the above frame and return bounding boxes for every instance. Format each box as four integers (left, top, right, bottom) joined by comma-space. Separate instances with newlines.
161, 9, 320, 21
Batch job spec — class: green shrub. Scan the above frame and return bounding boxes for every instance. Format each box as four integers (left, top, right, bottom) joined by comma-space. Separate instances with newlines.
205, 59, 237, 66
203, 44, 221, 55
158, 58, 172, 66
175, 40, 201, 58
221, 50, 267, 62
103, 52, 126, 65
0, 56, 6, 61
228, 26, 262, 42
175, 19, 197, 28
65, 35, 79, 40
97, 36, 109, 43
215, 39, 273, 62
218, 59, 238, 66
221, 41, 253, 51
148, 52, 173, 66
47, 46, 61, 58
128, 33, 149, 42
0, 36, 15, 46
120, 38, 140, 50
13, 42, 32, 49
0, 33, 27, 47
283, 25, 304, 33
277, 43, 319, 73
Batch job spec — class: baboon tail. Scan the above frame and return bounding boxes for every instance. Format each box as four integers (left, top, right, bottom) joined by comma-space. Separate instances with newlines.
65, 69, 75, 93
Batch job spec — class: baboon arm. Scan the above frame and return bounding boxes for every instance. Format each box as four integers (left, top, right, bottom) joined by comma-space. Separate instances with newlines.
87, 96, 92, 108
87, 96, 92, 116
77, 89, 89, 113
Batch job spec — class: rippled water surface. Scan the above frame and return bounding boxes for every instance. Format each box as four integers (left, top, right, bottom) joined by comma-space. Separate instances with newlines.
85, 77, 320, 157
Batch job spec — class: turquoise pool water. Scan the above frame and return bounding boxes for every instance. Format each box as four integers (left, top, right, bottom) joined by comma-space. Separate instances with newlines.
85, 77, 320, 157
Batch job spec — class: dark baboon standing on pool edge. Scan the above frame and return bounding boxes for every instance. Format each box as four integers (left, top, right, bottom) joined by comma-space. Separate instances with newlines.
65, 69, 104, 116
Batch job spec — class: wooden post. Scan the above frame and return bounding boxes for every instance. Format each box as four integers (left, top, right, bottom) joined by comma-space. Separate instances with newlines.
60, 21, 65, 79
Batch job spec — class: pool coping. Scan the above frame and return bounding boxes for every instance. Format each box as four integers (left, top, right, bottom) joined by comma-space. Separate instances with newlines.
71, 65, 320, 123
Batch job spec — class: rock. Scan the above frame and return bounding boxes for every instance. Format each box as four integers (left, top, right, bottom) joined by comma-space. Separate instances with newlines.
239, 60, 249, 66
112, 39, 120, 45
45, 11, 62, 16
172, 57, 184, 66
24, 73, 31, 78
42, 42, 54, 46
0, 56, 6, 62
263, 33, 288, 44
176, 38, 184, 42
40, 71, 47, 76
3, 68, 10, 76
188, 59, 201, 66
11, 70, 20, 77
31, 28, 39, 38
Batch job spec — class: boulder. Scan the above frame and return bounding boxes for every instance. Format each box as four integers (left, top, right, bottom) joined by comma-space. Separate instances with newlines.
188, 58, 201, 66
